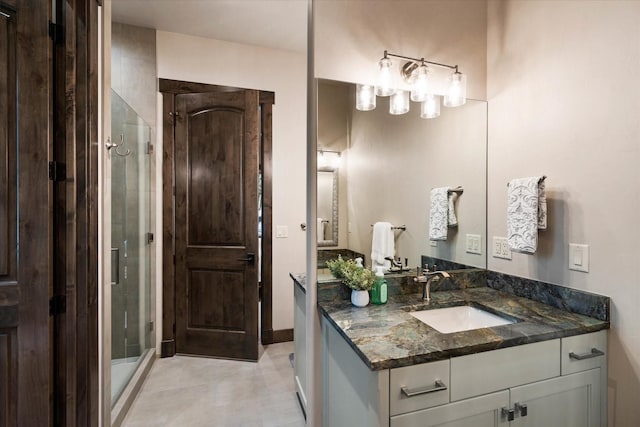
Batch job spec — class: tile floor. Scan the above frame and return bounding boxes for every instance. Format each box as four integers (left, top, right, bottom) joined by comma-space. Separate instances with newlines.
122, 342, 305, 427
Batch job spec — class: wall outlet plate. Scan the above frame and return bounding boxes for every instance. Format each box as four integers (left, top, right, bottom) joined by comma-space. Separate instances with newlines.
430, 240, 438, 247
492, 236, 512, 260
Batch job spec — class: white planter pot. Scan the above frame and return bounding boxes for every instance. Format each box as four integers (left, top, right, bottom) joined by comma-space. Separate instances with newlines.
351, 290, 369, 307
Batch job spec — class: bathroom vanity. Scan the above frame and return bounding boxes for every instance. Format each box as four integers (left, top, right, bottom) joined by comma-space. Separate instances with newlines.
292, 272, 609, 427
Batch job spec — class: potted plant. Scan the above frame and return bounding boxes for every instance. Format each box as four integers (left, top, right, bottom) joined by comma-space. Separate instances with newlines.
327, 256, 375, 307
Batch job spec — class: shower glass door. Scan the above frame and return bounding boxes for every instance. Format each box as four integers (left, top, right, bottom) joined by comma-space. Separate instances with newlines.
110, 90, 152, 405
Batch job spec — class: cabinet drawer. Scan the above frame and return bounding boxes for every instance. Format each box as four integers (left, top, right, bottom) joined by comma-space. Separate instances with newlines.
390, 359, 450, 416
450, 339, 560, 401
390, 390, 509, 427
561, 330, 607, 375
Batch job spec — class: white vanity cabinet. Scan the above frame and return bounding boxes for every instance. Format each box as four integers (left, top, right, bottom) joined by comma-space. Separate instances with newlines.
322, 318, 607, 427
293, 282, 307, 414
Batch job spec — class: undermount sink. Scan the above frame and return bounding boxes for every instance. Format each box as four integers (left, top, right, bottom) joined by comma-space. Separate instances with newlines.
410, 305, 515, 334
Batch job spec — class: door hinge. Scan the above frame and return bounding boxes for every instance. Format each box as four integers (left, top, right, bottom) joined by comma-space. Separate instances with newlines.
49, 295, 66, 316
146, 141, 154, 155
146, 232, 154, 244
49, 21, 65, 45
258, 281, 263, 302
48, 161, 66, 182
173, 323, 176, 334
173, 254, 176, 265
149, 321, 154, 332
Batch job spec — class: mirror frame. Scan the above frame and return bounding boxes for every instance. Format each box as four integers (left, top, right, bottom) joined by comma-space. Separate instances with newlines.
317, 166, 339, 247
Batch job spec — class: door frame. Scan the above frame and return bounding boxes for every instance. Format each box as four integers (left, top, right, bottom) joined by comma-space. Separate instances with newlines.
159, 78, 275, 357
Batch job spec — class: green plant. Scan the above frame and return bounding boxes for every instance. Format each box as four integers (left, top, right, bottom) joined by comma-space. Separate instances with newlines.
326, 255, 374, 291
327, 255, 350, 279
342, 263, 375, 291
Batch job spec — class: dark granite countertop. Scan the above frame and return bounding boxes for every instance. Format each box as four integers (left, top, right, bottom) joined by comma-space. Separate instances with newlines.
318, 286, 609, 371
291, 273, 306, 292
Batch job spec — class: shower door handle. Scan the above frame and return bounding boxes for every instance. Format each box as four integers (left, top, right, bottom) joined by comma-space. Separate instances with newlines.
111, 248, 120, 285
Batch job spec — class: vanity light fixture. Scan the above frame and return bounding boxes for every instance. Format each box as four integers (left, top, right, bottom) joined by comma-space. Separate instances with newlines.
356, 84, 376, 111
317, 149, 342, 169
390, 90, 410, 115
420, 94, 441, 119
355, 50, 467, 118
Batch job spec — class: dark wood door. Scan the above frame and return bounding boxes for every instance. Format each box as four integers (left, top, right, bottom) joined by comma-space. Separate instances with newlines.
0, 1, 53, 425
174, 90, 260, 360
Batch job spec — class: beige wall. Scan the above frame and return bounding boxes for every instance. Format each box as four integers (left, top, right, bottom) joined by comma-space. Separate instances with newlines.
345, 96, 487, 269
156, 31, 307, 331
487, 1, 640, 424
315, 0, 488, 99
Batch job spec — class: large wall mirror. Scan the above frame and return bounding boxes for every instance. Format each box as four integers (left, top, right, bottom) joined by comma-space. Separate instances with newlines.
317, 79, 487, 270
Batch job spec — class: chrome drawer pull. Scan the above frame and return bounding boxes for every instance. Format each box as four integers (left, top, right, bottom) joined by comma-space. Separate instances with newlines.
569, 348, 605, 360
401, 380, 447, 398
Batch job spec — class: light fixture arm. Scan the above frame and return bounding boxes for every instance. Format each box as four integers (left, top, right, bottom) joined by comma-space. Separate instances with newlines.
384, 50, 458, 72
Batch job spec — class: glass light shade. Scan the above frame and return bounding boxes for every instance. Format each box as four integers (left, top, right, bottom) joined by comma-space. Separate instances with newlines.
420, 94, 441, 119
410, 64, 430, 102
356, 84, 376, 111
389, 90, 410, 115
375, 57, 395, 96
444, 71, 467, 107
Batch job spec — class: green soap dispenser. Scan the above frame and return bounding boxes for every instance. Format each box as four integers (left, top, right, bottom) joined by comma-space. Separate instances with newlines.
372, 266, 388, 305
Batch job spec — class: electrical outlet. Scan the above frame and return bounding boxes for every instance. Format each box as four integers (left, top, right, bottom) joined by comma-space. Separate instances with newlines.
466, 234, 482, 255
492, 236, 511, 260
430, 240, 438, 247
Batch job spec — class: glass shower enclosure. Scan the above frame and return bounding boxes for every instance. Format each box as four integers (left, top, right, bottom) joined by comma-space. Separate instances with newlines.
110, 90, 152, 405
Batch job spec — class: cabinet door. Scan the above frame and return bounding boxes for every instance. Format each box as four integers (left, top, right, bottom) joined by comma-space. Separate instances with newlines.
510, 368, 600, 427
293, 284, 307, 410
390, 390, 509, 427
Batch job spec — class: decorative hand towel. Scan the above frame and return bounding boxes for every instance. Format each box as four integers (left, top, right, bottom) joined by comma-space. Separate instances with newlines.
371, 222, 394, 270
507, 176, 547, 254
447, 186, 463, 227
429, 187, 450, 241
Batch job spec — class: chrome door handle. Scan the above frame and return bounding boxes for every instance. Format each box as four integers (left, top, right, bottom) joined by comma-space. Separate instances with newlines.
501, 407, 515, 422
400, 380, 447, 398
569, 348, 605, 360
238, 252, 255, 264
515, 402, 528, 417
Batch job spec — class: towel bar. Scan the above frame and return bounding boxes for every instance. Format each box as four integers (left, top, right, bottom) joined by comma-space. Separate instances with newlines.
507, 175, 546, 187
370, 224, 406, 231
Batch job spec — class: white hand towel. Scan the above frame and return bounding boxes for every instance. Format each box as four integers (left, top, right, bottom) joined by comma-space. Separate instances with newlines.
429, 188, 449, 241
507, 176, 547, 254
447, 187, 462, 227
371, 222, 394, 270
317, 218, 326, 242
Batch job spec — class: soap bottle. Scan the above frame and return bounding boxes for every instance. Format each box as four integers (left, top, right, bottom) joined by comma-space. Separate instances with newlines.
372, 266, 388, 305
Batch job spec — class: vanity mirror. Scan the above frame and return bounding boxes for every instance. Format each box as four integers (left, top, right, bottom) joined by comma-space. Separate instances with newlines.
317, 79, 487, 270
317, 167, 338, 247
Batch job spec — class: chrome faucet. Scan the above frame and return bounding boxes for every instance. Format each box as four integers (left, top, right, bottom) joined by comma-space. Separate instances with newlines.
414, 266, 451, 302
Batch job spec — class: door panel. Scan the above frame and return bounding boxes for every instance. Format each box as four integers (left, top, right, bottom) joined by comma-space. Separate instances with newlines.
175, 90, 259, 360
0, 1, 52, 425
188, 108, 244, 246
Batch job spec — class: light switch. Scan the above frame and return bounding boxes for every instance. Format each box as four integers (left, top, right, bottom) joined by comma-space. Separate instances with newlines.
569, 243, 589, 272
276, 225, 289, 238
430, 240, 438, 247
466, 234, 482, 255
